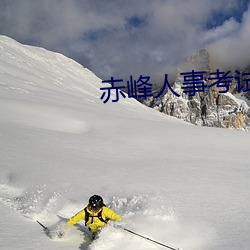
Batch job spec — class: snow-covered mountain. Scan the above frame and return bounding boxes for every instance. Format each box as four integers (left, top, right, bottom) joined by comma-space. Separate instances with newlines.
0, 36, 250, 250
143, 49, 250, 130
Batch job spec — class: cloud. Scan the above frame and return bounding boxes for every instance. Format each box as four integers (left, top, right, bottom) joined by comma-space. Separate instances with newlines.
200, 18, 240, 45
0, 0, 249, 85
208, 3, 250, 70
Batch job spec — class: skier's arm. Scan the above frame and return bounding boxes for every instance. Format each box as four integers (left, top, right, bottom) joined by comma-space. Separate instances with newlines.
67, 209, 85, 225
104, 207, 122, 222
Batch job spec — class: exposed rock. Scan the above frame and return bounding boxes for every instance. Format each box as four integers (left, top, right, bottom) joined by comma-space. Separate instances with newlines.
142, 48, 250, 130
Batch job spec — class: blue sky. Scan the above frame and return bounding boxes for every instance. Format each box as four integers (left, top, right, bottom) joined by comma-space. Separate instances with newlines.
206, 0, 249, 28
0, 0, 249, 83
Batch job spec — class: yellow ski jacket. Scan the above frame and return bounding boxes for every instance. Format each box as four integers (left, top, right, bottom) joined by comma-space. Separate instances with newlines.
67, 206, 121, 233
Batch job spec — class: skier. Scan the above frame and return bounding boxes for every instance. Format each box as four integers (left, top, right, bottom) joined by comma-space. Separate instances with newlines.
66, 194, 121, 239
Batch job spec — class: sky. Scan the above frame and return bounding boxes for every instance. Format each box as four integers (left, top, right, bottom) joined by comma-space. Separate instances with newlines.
0, 0, 250, 84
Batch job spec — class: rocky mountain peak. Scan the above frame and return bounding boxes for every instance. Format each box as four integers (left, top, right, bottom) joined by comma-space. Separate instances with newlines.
142, 48, 250, 130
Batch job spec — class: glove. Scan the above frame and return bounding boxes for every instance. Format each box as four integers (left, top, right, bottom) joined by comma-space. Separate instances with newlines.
56, 230, 64, 238
55, 223, 71, 238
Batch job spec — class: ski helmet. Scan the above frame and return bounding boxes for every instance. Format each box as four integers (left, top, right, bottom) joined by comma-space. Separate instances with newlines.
89, 195, 104, 210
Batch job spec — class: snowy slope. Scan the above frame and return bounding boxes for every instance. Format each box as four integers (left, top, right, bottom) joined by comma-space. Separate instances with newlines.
0, 36, 250, 250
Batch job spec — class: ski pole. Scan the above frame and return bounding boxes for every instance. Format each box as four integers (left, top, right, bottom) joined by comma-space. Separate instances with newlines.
37, 220, 48, 231
122, 227, 180, 250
